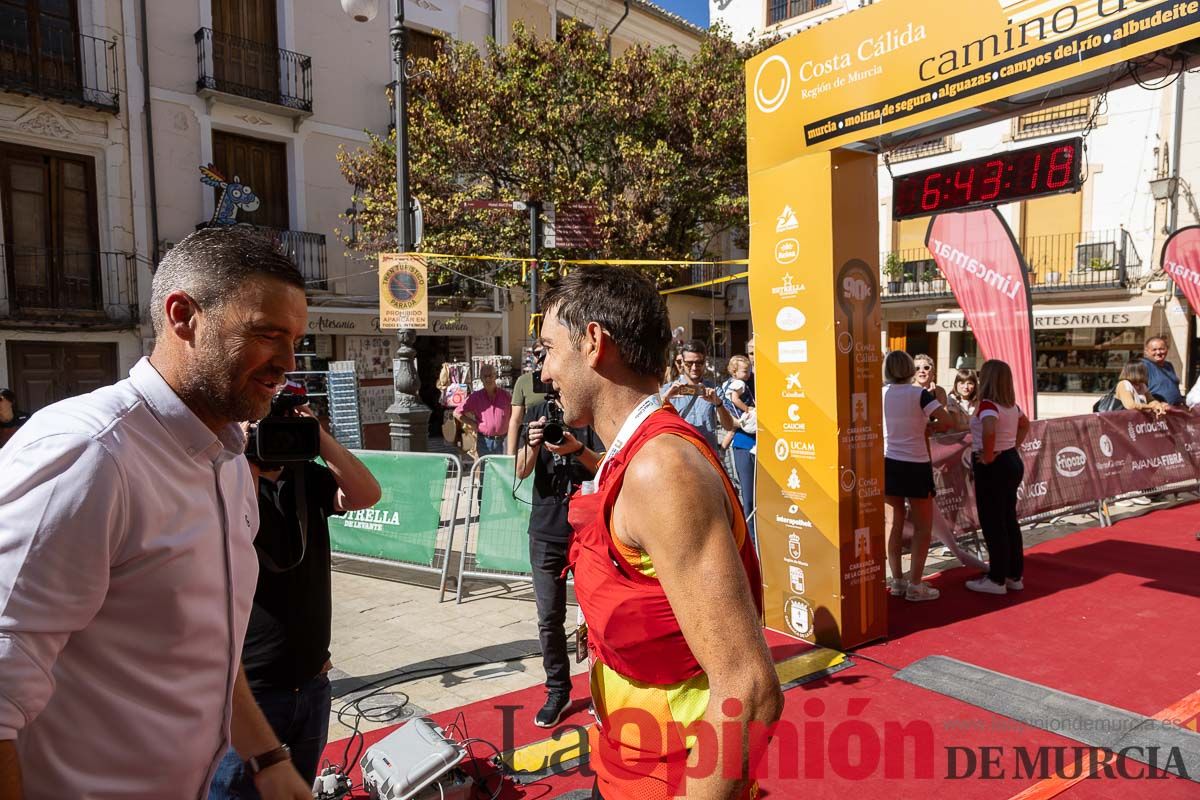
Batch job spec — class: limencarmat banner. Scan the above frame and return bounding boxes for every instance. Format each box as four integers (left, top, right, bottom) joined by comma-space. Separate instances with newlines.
930, 409, 1200, 530
1161, 225, 1200, 314
926, 209, 1037, 417
745, 0, 1200, 172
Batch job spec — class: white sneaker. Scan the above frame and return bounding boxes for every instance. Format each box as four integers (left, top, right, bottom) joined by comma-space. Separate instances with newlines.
966, 577, 1007, 595
1005, 578, 1024, 591
905, 582, 940, 602
889, 578, 909, 597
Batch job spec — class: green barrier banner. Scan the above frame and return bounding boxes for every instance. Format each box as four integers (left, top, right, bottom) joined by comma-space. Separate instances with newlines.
475, 457, 534, 573
328, 452, 448, 565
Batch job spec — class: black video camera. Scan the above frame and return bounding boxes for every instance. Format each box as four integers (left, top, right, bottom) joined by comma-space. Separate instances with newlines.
531, 349, 566, 446
246, 389, 322, 467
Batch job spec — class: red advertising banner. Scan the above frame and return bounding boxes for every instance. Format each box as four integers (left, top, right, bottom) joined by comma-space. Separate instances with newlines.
931, 410, 1200, 532
926, 209, 1036, 417
1162, 225, 1200, 314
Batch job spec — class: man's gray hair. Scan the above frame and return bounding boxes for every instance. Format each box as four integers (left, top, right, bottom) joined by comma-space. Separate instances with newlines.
150, 226, 306, 335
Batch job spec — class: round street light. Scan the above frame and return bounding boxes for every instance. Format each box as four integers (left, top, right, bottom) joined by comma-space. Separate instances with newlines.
341, 0, 379, 23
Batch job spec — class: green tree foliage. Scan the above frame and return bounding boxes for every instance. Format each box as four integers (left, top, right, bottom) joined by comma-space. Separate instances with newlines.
337, 21, 773, 291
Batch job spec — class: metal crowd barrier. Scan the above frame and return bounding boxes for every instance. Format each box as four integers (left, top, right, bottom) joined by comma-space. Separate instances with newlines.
327, 450, 464, 602
455, 455, 538, 604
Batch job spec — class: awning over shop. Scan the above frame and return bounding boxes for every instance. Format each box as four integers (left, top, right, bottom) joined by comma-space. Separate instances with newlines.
307, 308, 503, 338
926, 305, 1154, 333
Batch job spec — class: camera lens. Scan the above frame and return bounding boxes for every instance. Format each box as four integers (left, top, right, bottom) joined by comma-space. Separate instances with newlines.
543, 421, 566, 446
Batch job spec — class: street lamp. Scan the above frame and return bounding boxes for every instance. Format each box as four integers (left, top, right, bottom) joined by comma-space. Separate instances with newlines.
345, 0, 429, 452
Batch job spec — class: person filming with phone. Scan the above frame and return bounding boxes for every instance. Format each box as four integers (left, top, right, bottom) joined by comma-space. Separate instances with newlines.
515, 351, 602, 728
660, 339, 735, 453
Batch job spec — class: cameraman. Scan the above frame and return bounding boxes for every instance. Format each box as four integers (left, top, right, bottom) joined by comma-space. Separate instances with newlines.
515, 398, 601, 728
210, 383, 381, 798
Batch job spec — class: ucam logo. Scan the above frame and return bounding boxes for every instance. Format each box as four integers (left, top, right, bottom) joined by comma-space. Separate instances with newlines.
775, 238, 799, 265
1055, 446, 1087, 478
753, 54, 791, 114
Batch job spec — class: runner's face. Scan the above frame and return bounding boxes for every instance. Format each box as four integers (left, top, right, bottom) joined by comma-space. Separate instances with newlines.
538, 307, 593, 427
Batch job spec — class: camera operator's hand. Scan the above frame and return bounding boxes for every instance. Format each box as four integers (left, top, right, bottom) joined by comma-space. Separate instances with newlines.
702, 386, 722, 407
662, 381, 688, 402
527, 416, 547, 449
546, 430, 584, 457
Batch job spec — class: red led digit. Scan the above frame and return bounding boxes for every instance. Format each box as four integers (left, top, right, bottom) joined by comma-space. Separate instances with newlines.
1028, 152, 1042, 190
1046, 145, 1074, 188
979, 160, 1004, 201
921, 172, 942, 210
953, 166, 976, 201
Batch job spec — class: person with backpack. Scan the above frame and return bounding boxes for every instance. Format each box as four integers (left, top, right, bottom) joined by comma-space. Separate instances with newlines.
966, 359, 1031, 596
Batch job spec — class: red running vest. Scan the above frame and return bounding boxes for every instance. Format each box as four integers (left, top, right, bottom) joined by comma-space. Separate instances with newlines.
567, 405, 764, 685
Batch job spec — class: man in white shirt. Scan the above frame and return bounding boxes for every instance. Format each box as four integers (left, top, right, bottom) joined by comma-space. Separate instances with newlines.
0, 227, 313, 800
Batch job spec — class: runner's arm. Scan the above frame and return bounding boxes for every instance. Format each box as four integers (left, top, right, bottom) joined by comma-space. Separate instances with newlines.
617, 438, 783, 800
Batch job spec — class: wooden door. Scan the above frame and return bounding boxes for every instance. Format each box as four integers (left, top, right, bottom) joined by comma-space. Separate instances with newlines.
211, 130, 288, 229
0, 143, 100, 311
7, 340, 116, 412
211, 0, 278, 98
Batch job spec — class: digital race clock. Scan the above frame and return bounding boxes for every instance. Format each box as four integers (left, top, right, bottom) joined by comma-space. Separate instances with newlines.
892, 138, 1082, 220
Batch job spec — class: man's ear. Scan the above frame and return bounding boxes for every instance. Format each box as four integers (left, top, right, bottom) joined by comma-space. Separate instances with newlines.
583, 321, 606, 368
163, 291, 201, 343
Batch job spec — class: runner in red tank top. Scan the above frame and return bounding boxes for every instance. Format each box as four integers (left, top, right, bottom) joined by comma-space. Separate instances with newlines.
538, 266, 782, 800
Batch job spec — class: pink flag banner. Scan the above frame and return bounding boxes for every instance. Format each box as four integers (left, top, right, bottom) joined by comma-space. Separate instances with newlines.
1162, 226, 1200, 314
926, 209, 1036, 417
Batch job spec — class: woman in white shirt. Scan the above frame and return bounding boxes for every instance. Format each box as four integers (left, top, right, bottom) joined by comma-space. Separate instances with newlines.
883, 351, 953, 602
966, 359, 1031, 596
1115, 361, 1169, 417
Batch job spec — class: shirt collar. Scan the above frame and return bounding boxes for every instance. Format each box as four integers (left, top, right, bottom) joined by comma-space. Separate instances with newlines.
129, 358, 247, 464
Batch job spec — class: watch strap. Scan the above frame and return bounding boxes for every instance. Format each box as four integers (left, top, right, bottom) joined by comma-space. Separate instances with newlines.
246, 744, 291, 775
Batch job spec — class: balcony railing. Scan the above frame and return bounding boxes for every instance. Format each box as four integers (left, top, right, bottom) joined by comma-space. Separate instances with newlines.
0, 29, 119, 112
195, 28, 312, 114
881, 229, 1142, 300
0, 247, 138, 324
196, 223, 327, 289
767, 0, 832, 25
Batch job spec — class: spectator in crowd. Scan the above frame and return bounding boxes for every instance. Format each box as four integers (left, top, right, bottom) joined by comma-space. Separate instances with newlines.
455, 364, 512, 457
538, 266, 780, 800
883, 351, 953, 602
966, 359, 1031, 596
0, 388, 29, 449
745, 335, 756, 400
1115, 361, 1169, 417
661, 339, 735, 452
211, 384, 381, 798
0, 227, 313, 799
913, 353, 949, 406
507, 343, 548, 455
948, 369, 978, 417
515, 398, 601, 729
721, 355, 757, 540
1141, 337, 1184, 406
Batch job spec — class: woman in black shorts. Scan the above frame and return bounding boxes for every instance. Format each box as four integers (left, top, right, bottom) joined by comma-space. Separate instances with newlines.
882, 351, 953, 602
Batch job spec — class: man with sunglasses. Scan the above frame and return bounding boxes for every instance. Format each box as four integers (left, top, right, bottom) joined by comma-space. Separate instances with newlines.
661, 340, 735, 452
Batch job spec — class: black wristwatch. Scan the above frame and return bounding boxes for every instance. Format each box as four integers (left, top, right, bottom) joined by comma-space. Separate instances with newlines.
246, 744, 291, 775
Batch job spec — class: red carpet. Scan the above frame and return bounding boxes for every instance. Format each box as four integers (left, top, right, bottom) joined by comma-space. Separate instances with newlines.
324, 500, 1200, 798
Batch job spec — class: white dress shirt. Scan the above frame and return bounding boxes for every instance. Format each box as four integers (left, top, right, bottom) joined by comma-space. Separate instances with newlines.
0, 358, 259, 799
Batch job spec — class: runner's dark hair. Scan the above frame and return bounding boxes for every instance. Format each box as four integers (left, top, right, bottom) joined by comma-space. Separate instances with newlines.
540, 265, 671, 379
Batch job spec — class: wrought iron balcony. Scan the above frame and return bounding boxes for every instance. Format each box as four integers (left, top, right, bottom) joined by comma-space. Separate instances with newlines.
196, 223, 327, 290
0, 28, 119, 112
881, 229, 1143, 301
195, 28, 312, 115
0, 247, 138, 325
